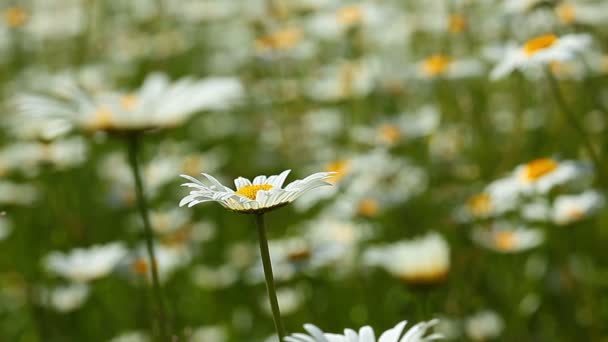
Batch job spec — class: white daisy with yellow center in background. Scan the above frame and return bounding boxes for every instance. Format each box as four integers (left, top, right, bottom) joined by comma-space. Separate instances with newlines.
44, 242, 127, 282
364, 232, 450, 285
472, 223, 544, 253
179, 170, 334, 214
15, 72, 243, 134
552, 190, 605, 225
285, 319, 442, 342
513, 158, 591, 194
490, 33, 591, 80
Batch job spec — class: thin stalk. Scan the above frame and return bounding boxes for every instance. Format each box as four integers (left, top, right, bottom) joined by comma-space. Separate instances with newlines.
126, 134, 170, 341
254, 214, 287, 341
545, 69, 604, 184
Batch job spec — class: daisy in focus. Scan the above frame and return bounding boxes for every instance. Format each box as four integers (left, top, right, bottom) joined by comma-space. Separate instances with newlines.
179, 170, 334, 214
490, 33, 591, 80
285, 319, 442, 342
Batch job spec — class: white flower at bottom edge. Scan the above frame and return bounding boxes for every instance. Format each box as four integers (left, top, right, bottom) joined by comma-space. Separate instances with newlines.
284, 319, 442, 342
179, 170, 334, 214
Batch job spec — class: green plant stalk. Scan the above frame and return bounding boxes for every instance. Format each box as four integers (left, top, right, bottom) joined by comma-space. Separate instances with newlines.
126, 134, 170, 341
255, 213, 287, 341
545, 69, 604, 184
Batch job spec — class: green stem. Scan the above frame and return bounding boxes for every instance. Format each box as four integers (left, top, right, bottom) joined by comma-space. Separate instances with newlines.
545, 69, 604, 185
126, 134, 170, 342
254, 214, 287, 341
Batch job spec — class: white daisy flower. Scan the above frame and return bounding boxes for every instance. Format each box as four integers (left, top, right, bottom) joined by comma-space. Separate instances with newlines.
179, 170, 334, 214
285, 319, 442, 342
414, 54, 484, 79
472, 223, 544, 253
127, 242, 192, 284
554, 2, 608, 26
15, 73, 243, 133
39, 283, 90, 313
513, 158, 591, 194
464, 311, 504, 341
0, 216, 12, 241
107, 331, 149, 342
490, 33, 591, 80
364, 232, 450, 285
44, 242, 127, 282
552, 190, 605, 225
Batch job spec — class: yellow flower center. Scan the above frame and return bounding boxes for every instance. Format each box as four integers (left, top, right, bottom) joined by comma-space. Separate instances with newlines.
235, 184, 273, 200
555, 3, 576, 24
90, 106, 114, 130
422, 55, 452, 77
358, 198, 379, 217
378, 124, 402, 145
324, 160, 350, 184
3, 6, 28, 28
132, 258, 150, 275
399, 269, 448, 285
566, 207, 585, 221
121, 95, 138, 111
448, 14, 467, 33
521, 158, 558, 182
523, 34, 558, 56
495, 231, 516, 251
255, 28, 302, 52
467, 193, 492, 217
288, 248, 311, 262
337, 5, 363, 25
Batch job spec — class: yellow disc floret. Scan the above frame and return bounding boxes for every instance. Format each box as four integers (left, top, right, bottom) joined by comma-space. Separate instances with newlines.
325, 160, 350, 184
3, 6, 28, 28
121, 94, 138, 111
523, 34, 558, 56
521, 158, 558, 182
555, 3, 576, 24
337, 5, 363, 26
422, 55, 452, 77
235, 184, 273, 200
467, 193, 492, 217
495, 231, 516, 252
448, 14, 467, 34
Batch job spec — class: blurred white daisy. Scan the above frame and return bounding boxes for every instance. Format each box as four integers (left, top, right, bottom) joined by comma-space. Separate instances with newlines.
472, 223, 544, 253
44, 242, 127, 282
0, 216, 13, 241
554, 2, 608, 26
285, 319, 442, 342
491, 34, 591, 80
415, 54, 483, 79
127, 243, 192, 284
513, 158, 591, 194
180, 170, 334, 214
464, 310, 504, 341
39, 283, 90, 313
15, 73, 243, 133
552, 190, 605, 225
0, 181, 39, 206
107, 331, 149, 342
364, 232, 450, 285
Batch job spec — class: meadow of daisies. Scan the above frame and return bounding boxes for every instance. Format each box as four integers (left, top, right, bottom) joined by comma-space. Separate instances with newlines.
2, 0, 608, 341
